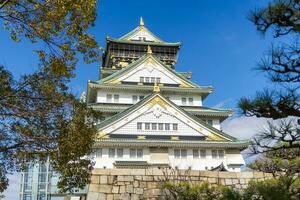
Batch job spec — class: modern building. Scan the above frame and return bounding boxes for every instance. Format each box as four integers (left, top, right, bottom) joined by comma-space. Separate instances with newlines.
87, 18, 248, 172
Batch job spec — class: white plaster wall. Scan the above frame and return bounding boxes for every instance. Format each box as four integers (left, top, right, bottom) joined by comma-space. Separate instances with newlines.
112, 106, 205, 137
92, 147, 242, 172
93, 148, 150, 169
128, 30, 157, 41
96, 90, 202, 106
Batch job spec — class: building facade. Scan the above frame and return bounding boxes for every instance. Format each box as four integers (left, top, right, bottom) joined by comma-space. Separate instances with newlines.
87, 18, 248, 172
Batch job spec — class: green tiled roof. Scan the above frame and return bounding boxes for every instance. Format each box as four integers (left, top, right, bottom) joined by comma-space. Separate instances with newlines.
107, 37, 181, 47
95, 138, 249, 149
95, 93, 238, 142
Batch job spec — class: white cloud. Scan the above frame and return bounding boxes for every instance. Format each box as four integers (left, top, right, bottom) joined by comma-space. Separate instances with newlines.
222, 116, 268, 140
2, 174, 20, 200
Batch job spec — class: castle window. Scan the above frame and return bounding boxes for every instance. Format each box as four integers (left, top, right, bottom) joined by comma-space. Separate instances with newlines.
218, 150, 224, 158
165, 123, 170, 130
107, 94, 112, 103
182, 97, 187, 105
151, 77, 155, 83
117, 148, 123, 158
130, 149, 143, 158
137, 122, 142, 130
93, 149, 102, 158
145, 123, 150, 130
109, 148, 115, 158
200, 150, 206, 158
152, 123, 157, 130
132, 95, 138, 103
207, 119, 213, 126
114, 94, 119, 103
174, 149, 187, 158
145, 77, 150, 83
188, 98, 193, 105
193, 149, 199, 158
158, 123, 164, 130
140, 77, 144, 83
156, 77, 161, 83
212, 150, 218, 159
173, 123, 178, 131
139, 96, 144, 100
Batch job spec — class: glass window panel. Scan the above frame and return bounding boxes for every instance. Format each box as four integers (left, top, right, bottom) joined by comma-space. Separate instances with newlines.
137, 122, 142, 130
117, 149, 123, 158
130, 149, 136, 158
193, 149, 199, 158
151, 77, 155, 83
165, 123, 170, 130
158, 123, 164, 130
132, 95, 138, 103
137, 149, 143, 158
207, 120, 213, 126
151, 123, 157, 130
174, 149, 180, 158
114, 94, 119, 103
218, 150, 224, 158
156, 77, 161, 83
182, 98, 187, 105
140, 77, 144, 83
173, 123, 178, 131
145, 123, 150, 130
212, 150, 218, 159
145, 77, 150, 83
139, 96, 144, 100
107, 94, 112, 103
188, 98, 193, 105
109, 148, 115, 158
200, 150, 206, 158
181, 149, 187, 158
96, 149, 102, 157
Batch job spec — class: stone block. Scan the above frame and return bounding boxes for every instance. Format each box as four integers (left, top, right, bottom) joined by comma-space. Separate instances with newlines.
131, 194, 140, 200
97, 193, 106, 200
112, 186, 119, 194
219, 172, 237, 179
118, 175, 134, 182
253, 172, 265, 178
89, 184, 100, 192
236, 172, 253, 179
92, 168, 108, 175
87, 192, 99, 200
208, 177, 217, 184
232, 179, 239, 185
99, 175, 107, 184
151, 169, 164, 176
134, 175, 143, 180
147, 181, 158, 189
133, 180, 139, 188
132, 169, 145, 175
199, 171, 218, 177
189, 170, 200, 176
142, 176, 153, 181
140, 181, 147, 188
98, 185, 112, 193
120, 194, 130, 200
126, 185, 134, 193
119, 185, 126, 193
134, 188, 144, 195
113, 194, 121, 200
110, 168, 132, 175
240, 179, 245, 184
107, 175, 115, 184
117, 181, 125, 185
90, 176, 100, 184
107, 194, 114, 200
225, 179, 233, 185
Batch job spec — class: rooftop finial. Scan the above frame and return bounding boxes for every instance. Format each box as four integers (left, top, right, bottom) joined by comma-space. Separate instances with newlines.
147, 45, 152, 54
140, 17, 144, 26
153, 81, 160, 92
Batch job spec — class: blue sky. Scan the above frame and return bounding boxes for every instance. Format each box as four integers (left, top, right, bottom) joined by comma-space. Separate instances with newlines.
1, 1, 274, 199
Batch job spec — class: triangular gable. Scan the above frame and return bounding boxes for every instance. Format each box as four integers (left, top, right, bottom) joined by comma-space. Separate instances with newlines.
98, 54, 199, 88
96, 93, 237, 142
120, 25, 163, 43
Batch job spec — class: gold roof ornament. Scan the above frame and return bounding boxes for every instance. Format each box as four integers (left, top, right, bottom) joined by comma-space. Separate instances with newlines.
140, 17, 144, 26
147, 45, 152, 54
153, 81, 160, 92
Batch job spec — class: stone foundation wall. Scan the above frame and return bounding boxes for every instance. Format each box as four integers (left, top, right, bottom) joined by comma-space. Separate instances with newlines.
87, 168, 272, 200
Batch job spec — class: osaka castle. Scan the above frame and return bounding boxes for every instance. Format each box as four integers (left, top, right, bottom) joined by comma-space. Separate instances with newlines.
86, 18, 248, 172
